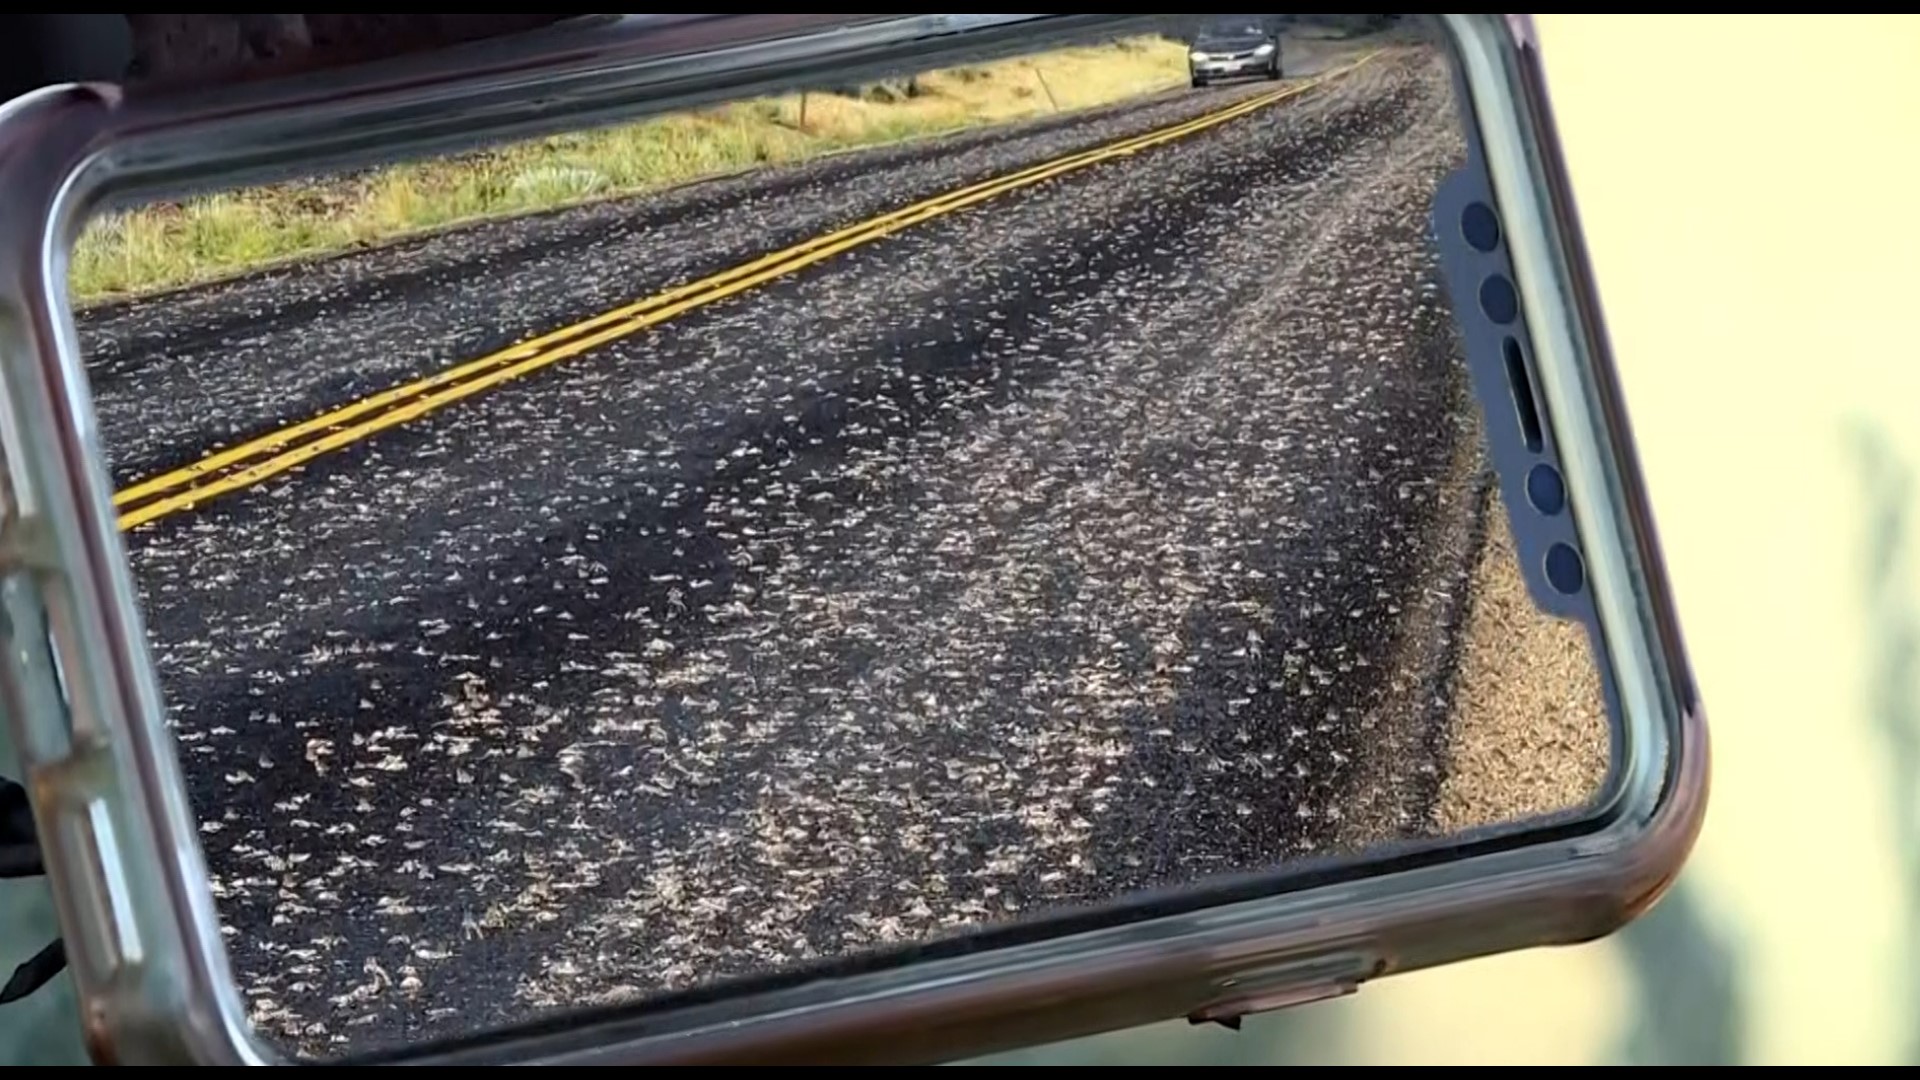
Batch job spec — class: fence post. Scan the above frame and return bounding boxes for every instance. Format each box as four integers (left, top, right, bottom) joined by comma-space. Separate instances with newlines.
1032, 66, 1060, 112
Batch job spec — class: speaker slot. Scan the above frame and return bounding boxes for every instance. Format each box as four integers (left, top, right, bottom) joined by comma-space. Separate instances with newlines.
1502, 336, 1544, 453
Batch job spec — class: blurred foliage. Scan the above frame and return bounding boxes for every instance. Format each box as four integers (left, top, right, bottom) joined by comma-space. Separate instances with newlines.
1606, 883, 1744, 1066
1850, 420, 1920, 1064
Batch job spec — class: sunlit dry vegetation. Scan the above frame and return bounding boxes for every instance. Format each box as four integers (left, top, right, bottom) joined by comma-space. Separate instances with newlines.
70, 36, 1190, 302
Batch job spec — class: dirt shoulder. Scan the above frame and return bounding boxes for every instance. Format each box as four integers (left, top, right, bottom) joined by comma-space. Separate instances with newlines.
1433, 493, 1612, 833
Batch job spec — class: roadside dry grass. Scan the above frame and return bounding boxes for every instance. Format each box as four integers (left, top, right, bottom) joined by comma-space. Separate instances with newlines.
69, 36, 1190, 304
1435, 493, 1614, 832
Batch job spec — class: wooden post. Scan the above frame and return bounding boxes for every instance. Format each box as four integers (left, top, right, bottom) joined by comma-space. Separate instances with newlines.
798, 92, 809, 132
1032, 66, 1060, 112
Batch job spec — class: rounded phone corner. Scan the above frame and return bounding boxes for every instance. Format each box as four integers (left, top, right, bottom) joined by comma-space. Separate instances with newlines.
1432, 10, 1713, 958
1614, 698, 1711, 928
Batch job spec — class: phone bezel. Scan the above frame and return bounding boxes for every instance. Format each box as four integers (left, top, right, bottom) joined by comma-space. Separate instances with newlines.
0, 12, 1706, 1066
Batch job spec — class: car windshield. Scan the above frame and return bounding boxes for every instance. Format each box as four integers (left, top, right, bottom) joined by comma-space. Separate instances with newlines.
1200, 19, 1265, 37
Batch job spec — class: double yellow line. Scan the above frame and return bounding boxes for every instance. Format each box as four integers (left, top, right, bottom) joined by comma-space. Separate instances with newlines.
114, 50, 1382, 533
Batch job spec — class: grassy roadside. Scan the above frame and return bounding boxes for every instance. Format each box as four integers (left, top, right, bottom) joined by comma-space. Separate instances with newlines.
69, 35, 1190, 305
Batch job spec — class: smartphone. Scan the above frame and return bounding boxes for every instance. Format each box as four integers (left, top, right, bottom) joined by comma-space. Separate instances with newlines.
0, 13, 1706, 1066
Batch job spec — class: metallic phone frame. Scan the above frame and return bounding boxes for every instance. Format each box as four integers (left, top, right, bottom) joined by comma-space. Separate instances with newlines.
0, 12, 1707, 1066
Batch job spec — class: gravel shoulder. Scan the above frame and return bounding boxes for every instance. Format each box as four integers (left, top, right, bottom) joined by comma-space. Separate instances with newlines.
1432, 492, 1613, 833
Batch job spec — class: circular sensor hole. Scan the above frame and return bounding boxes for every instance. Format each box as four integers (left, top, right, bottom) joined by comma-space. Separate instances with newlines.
1461, 201, 1501, 252
1544, 542, 1586, 595
1526, 463, 1565, 516
1479, 275, 1519, 324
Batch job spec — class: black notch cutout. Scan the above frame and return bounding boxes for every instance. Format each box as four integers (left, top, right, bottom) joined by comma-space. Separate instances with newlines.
1544, 542, 1586, 595
1502, 337, 1544, 453
1526, 462, 1565, 516
1461, 201, 1500, 252
1479, 274, 1518, 324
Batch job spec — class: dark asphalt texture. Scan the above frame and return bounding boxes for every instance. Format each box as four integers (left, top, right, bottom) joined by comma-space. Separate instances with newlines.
78, 46, 1477, 1058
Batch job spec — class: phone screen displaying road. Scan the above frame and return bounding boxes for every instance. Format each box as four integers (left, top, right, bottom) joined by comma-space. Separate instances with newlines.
71, 14, 1611, 1061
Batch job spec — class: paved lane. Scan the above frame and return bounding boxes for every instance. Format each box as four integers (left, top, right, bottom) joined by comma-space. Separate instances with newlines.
79, 45, 1477, 1057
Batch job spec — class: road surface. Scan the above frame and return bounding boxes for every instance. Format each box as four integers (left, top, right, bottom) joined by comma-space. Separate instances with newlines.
79, 44, 1483, 1057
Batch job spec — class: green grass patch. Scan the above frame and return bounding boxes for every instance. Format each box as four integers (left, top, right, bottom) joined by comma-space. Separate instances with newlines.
71, 35, 1190, 304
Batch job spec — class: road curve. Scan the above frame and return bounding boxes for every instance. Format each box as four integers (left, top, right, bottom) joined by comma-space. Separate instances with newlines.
78, 45, 1476, 1057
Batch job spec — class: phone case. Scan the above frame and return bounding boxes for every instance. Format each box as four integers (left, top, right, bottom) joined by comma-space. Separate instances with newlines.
0, 13, 1707, 1066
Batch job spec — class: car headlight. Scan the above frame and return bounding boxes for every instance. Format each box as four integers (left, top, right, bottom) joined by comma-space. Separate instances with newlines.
1189, 51, 1209, 62
1253, 42, 1275, 56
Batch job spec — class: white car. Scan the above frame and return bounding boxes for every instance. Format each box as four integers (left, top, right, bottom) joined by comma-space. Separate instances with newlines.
1187, 18, 1283, 88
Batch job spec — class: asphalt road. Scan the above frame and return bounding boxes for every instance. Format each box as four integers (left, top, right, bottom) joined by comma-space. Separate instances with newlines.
78, 44, 1478, 1057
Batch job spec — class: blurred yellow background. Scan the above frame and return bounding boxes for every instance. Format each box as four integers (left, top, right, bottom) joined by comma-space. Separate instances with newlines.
967, 12, 1920, 1066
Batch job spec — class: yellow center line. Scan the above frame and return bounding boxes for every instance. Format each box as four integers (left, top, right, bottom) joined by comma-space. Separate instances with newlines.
113, 50, 1384, 533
